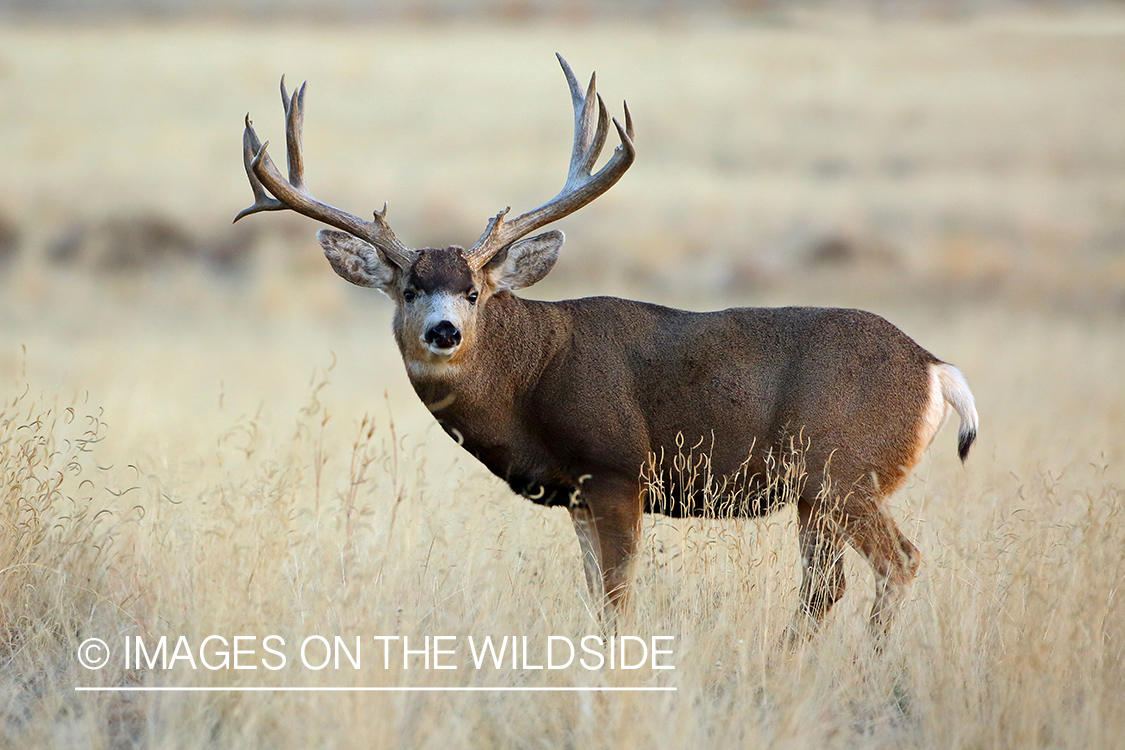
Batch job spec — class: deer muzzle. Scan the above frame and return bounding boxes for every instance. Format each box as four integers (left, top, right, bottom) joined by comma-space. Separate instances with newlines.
423, 320, 462, 351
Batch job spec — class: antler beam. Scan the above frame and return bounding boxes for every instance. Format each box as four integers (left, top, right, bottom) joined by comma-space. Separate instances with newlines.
462, 54, 636, 271
234, 78, 416, 270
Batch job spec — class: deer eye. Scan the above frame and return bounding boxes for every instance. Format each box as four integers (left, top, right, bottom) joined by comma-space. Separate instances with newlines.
466, 290, 479, 305
403, 289, 417, 303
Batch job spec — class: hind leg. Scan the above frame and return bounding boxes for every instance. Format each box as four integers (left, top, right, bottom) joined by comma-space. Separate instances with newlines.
840, 497, 921, 638
785, 497, 848, 645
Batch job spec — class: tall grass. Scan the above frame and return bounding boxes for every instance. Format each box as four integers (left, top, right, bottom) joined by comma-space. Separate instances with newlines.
1, 369, 1122, 747
0, 11, 1123, 748
0, 389, 142, 745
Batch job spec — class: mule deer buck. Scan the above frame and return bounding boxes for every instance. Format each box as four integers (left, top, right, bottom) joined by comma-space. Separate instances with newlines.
234, 55, 978, 641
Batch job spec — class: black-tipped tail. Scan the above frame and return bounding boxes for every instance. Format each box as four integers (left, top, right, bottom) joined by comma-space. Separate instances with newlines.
957, 428, 976, 463
937, 363, 979, 465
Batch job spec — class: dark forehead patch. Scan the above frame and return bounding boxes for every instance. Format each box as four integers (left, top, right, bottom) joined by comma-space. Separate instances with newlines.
408, 247, 474, 293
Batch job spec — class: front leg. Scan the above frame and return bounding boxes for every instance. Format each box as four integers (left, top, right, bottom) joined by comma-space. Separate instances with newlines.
569, 505, 605, 617
568, 476, 643, 624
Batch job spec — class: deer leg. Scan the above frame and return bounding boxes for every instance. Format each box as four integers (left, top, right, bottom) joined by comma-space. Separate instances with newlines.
785, 498, 847, 645
568, 478, 643, 623
841, 498, 921, 638
569, 505, 606, 615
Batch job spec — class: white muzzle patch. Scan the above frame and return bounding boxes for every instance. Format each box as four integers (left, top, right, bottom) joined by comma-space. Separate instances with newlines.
419, 292, 466, 357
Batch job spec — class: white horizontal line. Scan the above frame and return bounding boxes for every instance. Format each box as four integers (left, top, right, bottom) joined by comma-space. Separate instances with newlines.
75, 686, 676, 693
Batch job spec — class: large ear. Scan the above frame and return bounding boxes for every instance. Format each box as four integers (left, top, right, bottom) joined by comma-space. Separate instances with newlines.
318, 228, 397, 292
485, 230, 564, 291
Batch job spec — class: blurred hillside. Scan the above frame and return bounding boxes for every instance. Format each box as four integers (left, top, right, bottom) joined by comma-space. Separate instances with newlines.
0, 7, 1123, 316
2, 8, 1125, 748
4, 0, 1119, 21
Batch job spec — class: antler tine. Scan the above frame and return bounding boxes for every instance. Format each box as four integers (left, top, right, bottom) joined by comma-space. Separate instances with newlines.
234, 115, 285, 222
562, 62, 597, 170
464, 55, 635, 271
573, 94, 610, 185
235, 77, 416, 270
282, 77, 307, 190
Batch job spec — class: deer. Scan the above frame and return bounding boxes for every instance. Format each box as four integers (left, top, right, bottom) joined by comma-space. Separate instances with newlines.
234, 55, 978, 642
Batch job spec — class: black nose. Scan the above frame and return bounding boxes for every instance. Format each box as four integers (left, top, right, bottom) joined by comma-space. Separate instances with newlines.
424, 320, 462, 349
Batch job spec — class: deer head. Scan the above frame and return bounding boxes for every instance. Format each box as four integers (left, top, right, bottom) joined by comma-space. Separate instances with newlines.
234, 55, 634, 369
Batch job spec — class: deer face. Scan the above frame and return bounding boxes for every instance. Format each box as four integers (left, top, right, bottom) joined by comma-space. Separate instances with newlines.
318, 228, 563, 368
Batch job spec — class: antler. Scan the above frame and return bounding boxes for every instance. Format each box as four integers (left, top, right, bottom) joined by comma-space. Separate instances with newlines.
234, 77, 416, 270
462, 54, 635, 271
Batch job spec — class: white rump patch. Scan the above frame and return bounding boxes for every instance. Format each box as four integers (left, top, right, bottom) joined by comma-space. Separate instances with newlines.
916, 364, 951, 459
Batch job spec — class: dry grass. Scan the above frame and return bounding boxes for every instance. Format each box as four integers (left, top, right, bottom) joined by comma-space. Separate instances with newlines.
1, 10, 1124, 749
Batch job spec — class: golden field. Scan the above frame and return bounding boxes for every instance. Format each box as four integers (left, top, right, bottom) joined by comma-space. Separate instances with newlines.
1, 10, 1124, 748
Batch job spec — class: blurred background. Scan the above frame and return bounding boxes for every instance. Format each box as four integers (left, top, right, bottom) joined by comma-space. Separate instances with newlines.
1, 4, 1124, 745
1, 0, 1123, 464
2, 1, 1123, 294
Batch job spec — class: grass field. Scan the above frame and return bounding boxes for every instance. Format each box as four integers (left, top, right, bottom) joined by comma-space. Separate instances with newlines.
2, 10, 1124, 748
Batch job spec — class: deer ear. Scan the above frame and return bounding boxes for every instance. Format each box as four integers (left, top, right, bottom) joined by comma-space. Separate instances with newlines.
318, 229, 397, 292
485, 230, 564, 291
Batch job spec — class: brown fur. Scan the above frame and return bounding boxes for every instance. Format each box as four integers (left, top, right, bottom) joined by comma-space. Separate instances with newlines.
407, 248, 473, 294
402, 289, 946, 636
237, 60, 975, 640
